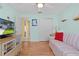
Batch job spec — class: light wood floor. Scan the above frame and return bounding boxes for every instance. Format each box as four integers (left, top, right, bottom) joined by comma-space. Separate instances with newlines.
20, 41, 54, 56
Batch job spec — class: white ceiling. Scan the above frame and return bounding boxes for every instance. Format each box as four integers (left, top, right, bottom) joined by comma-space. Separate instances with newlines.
6, 3, 71, 16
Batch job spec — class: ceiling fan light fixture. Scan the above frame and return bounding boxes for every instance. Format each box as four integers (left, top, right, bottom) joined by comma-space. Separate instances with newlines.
37, 3, 43, 8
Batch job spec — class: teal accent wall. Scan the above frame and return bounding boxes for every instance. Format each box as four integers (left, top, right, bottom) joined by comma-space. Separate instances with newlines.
29, 16, 40, 41
0, 4, 18, 21
14, 4, 79, 41
58, 4, 79, 33
0, 4, 20, 35
26, 15, 54, 41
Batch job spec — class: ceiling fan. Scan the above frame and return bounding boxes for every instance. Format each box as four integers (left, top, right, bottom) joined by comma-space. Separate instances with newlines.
36, 3, 53, 8
36, 3, 53, 14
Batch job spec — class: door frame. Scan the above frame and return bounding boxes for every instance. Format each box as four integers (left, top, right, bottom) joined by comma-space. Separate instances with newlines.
21, 17, 30, 41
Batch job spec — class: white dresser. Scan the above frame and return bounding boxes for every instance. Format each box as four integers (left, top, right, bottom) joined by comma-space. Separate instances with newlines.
0, 35, 21, 56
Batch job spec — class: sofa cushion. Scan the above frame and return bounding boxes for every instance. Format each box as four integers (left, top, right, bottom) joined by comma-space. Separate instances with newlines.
49, 39, 79, 56
73, 34, 79, 50
63, 33, 70, 43
63, 33, 79, 50
64, 33, 75, 46
55, 32, 63, 41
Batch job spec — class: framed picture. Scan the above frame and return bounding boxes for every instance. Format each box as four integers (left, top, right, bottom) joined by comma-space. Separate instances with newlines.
32, 19, 38, 26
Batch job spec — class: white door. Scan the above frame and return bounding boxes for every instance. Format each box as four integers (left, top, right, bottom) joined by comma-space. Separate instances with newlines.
39, 19, 53, 41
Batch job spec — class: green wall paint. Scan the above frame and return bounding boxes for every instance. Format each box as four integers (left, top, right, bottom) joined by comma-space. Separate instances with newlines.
58, 4, 79, 33
0, 4, 18, 21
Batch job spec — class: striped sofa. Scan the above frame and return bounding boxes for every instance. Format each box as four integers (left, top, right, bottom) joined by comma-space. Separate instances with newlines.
49, 33, 79, 56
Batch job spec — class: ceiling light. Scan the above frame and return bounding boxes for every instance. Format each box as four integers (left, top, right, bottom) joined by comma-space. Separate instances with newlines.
37, 3, 43, 8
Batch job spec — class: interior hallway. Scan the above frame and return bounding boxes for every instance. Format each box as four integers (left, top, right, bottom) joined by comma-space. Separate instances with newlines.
20, 41, 54, 56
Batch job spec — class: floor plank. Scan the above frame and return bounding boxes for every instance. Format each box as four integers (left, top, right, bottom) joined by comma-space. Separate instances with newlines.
20, 41, 54, 56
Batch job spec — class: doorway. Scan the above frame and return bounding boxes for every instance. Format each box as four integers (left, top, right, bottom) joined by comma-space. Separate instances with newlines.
21, 17, 30, 41
24, 19, 30, 41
